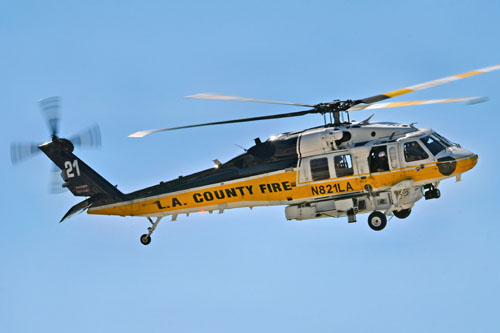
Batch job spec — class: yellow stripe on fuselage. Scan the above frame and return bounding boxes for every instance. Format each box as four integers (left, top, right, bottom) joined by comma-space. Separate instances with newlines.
88, 154, 478, 217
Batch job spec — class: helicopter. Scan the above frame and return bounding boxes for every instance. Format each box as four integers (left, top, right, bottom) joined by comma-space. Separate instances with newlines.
12, 64, 499, 245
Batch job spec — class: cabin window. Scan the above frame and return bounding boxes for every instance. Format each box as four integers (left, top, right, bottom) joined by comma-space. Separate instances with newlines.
334, 154, 353, 177
389, 147, 399, 169
310, 157, 330, 181
404, 141, 429, 162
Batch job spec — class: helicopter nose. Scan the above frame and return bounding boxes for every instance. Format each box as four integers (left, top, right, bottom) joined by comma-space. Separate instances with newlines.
465, 153, 478, 171
436, 147, 477, 176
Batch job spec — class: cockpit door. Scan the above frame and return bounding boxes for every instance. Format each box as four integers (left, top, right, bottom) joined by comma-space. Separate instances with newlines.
400, 139, 435, 169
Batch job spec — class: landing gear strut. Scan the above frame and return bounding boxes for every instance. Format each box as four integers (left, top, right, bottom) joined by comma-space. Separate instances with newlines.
368, 211, 387, 231
140, 217, 163, 245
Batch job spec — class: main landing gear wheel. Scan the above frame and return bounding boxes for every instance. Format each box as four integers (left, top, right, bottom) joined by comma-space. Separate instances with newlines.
140, 234, 152, 245
368, 211, 387, 231
393, 208, 412, 219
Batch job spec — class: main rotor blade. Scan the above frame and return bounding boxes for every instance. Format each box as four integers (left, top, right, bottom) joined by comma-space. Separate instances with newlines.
129, 109, 317, 137
186, 93, 316, 108
358, 64, 500, 104
39, 96, 61, 136
69, 124, 102, 148
348, 97, 486, 111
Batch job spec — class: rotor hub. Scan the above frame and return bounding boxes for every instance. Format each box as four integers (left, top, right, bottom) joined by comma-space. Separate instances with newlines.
315, 100, 357, 125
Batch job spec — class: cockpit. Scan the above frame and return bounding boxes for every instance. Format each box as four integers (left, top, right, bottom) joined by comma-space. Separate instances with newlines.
366, 130, 462, 174
419, 132, 455, 156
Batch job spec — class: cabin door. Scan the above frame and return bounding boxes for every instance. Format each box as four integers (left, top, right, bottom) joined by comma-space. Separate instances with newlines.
400, 139, 435, 171
368, 145, 390, 174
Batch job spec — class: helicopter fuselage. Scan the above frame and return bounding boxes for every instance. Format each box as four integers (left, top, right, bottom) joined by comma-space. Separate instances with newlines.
87, 122, 477, 223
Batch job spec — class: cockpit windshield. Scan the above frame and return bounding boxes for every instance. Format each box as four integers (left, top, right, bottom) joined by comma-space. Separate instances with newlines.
420, 132, 453, 155
433, 132, 455, 147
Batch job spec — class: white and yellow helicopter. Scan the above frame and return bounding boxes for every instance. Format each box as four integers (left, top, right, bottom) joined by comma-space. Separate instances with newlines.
12, 64, 499, 245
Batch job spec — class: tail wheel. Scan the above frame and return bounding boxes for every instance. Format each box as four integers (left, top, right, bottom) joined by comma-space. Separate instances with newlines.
393, 208, 411, 219
368, 211, 387, 231
140, 234, 152, 245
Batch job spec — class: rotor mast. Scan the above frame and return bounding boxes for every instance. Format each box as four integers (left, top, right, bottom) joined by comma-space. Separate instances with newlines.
317, 99, 356, 126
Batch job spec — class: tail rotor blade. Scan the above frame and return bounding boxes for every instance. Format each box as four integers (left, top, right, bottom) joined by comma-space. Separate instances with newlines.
49, 165, 66, 194
10, 142, 41, 164
39, 96, 61, 137
69, 124, 101, 148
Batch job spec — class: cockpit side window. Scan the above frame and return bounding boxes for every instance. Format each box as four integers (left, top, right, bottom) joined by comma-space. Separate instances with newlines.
404, 141, 429, 162
310, 157, 330, 181
334, 154, 353, 177
420, 135, 446, 155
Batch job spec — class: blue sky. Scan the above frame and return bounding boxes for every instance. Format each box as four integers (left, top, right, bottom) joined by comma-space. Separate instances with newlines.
1, 1, 500, 332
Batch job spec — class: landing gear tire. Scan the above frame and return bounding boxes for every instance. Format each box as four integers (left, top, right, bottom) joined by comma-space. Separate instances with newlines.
368, 211, 387, 231
140, 234, 152, 246
393, 209, 412, 219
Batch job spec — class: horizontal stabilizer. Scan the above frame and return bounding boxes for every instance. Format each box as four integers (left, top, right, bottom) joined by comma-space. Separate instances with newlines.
60, 198, 93, 223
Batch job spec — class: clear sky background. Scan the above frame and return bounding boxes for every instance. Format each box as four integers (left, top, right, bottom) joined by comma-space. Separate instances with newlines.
1, 1, 500, 332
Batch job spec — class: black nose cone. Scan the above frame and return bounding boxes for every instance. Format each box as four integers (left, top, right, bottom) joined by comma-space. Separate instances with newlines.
437, 157, 457, 176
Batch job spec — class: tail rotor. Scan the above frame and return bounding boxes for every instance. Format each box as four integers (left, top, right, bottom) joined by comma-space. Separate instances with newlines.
10, 96, 102, 193
39, 96, 60, 138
